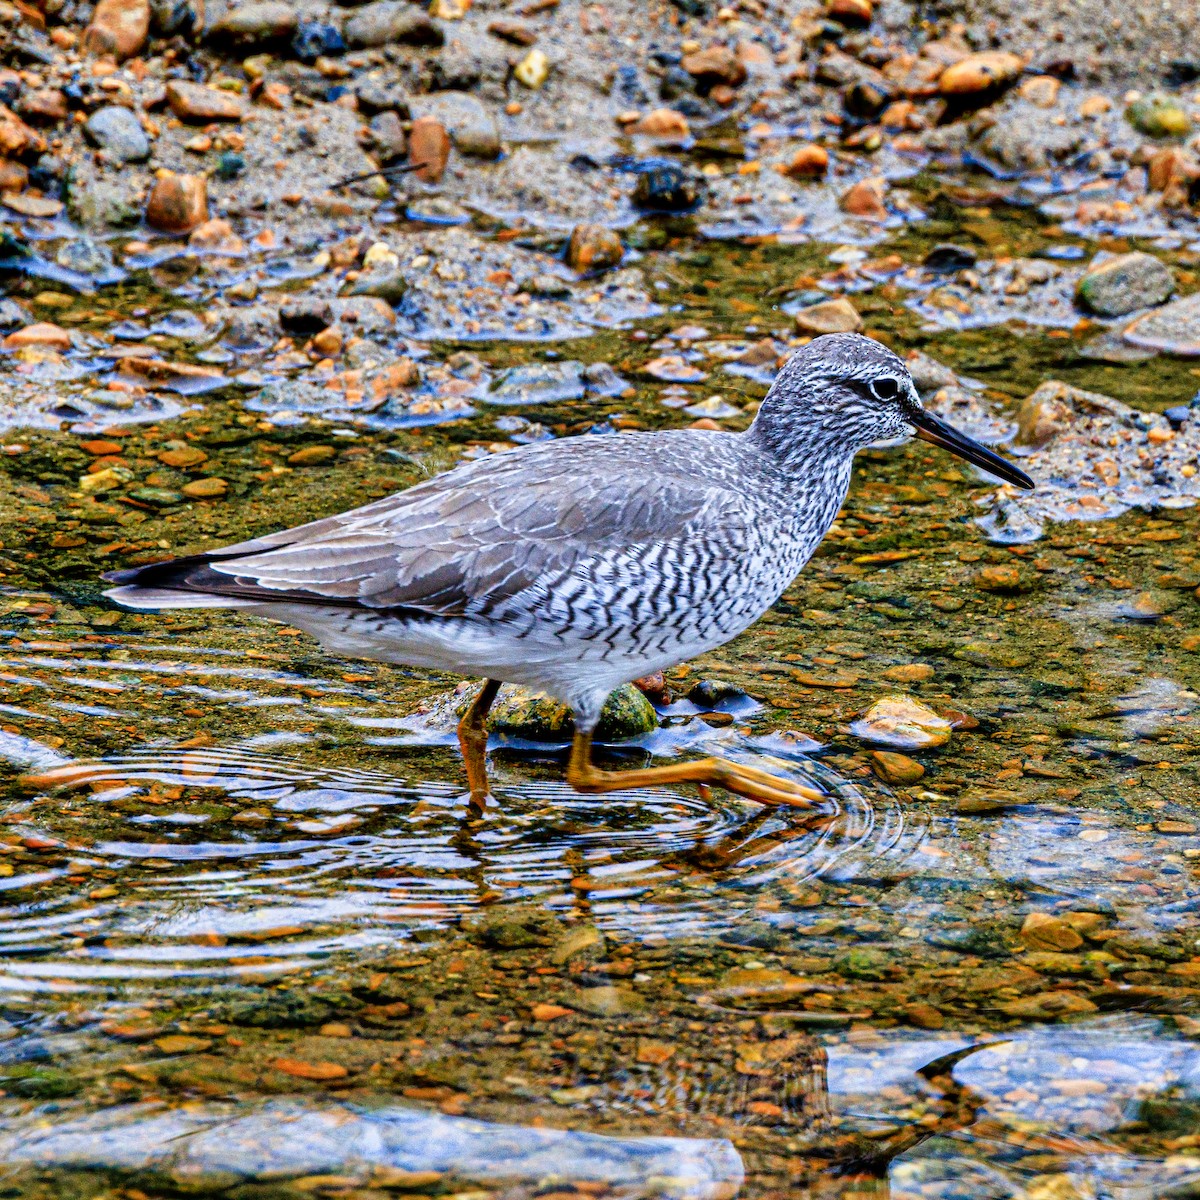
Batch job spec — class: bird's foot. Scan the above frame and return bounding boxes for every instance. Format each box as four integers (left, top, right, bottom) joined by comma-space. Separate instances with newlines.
566, 732, 824, 811
708, 758, 823, 808
708, 760, 822, 809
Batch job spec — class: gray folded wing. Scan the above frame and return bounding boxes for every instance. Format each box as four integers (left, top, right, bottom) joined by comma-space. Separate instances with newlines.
159, 436, 751, 617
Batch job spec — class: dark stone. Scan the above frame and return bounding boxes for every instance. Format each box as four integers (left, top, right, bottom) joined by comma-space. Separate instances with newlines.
151, 0, 202, 36
1165, 405, 1192, 429
280, 297, 333, 334
659, 65, 696, 101
613, 64, 649, 108
843, 79, 892, 118
213, 152, 245, 181
687, 678, 750, 709
217, 991, 341, 1028
291, 20, 345, 62
925, 923, 1013, 958
632, 164, 703, 213
354, 79, 410, 116
924, 244, 977, 273
1140, 1096, 1200, 1134
1164, 61, 1200, 87
0, 1067, 79, 1099
466, 907, 559, 949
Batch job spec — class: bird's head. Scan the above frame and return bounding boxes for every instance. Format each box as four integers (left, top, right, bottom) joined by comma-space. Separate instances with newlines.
749, 333, 1033, 490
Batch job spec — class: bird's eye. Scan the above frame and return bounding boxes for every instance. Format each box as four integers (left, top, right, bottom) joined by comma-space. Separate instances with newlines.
869, 376, 901, 402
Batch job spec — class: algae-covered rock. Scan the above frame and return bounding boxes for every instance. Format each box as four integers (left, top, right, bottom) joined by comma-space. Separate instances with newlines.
462, 682, 657, 742
1, 1066, 79, 1098
834, 947, 892, 981
1126, 94, 1192, 139
216, 991, 340, 1029
465, 905, 560, 949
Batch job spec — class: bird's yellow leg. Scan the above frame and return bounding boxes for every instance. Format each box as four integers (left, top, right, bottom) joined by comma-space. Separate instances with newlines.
457, 679, 501, 810
566, 730, 822, 809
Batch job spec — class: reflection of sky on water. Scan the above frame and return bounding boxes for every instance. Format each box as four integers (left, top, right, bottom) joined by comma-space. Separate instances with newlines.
0, 1099, 744, 1200
827, 1016, 1200, 1200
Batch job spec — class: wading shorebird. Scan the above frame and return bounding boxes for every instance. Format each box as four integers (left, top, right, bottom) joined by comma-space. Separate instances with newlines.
104, 334, 1033, 809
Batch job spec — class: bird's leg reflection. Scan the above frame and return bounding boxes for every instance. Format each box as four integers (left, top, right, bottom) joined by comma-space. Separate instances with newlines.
827, 1042, 998, 1178
457, 678, 501, 815
670, 805, 827, 874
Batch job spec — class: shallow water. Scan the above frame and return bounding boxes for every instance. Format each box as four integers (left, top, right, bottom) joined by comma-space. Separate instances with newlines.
0, 177, 1199, 1198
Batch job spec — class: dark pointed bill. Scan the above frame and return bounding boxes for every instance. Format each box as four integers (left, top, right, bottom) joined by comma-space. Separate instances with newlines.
907, 408, 1034, 491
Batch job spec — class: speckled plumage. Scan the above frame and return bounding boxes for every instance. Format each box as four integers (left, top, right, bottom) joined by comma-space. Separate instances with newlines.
104, 335, 1022, 734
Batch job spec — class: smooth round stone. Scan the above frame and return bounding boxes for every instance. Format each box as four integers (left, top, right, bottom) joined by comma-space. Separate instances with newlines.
1076, 252, 1174, 317
870, 750, 925, 785
208, 0, 298, 44
850, 695, 951, 750
84, 106, 151, 163
127, 487, 183, 507
793, 297, 863, 335
344, 3, 442, 49
349, 268, 407, 303
938, 51, 1023, 96
1126, 94, 1192, 138
565, 224, 623, 272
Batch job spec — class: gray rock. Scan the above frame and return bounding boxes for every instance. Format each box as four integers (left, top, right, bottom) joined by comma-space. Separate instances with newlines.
582, 361, 628, 397
1077, 252, 1175, 317
64, 161, 142, 229
208, 0, 298, 44
83, 106, 150, 163
521, 273, 571, 298
150, 0, 201, 36
975, 107, 1084, 172
1123, 290, 1200, 355
348, 268, 407, 303
465, 906, 558, 949
354, 79, 410, 116
367, 111, 406, 163
904, 350, 959, 396
344, 4, 443, 48
410, 91, 500, 159
55, 238, 116, 278
488, 360, 587, 405
0, 298, 31, 329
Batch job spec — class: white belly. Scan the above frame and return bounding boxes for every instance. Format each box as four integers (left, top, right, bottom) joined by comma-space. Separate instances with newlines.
251, 602, 741, 713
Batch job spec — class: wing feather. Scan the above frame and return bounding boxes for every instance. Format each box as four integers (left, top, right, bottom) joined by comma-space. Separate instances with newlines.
105, 433, 755, 617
